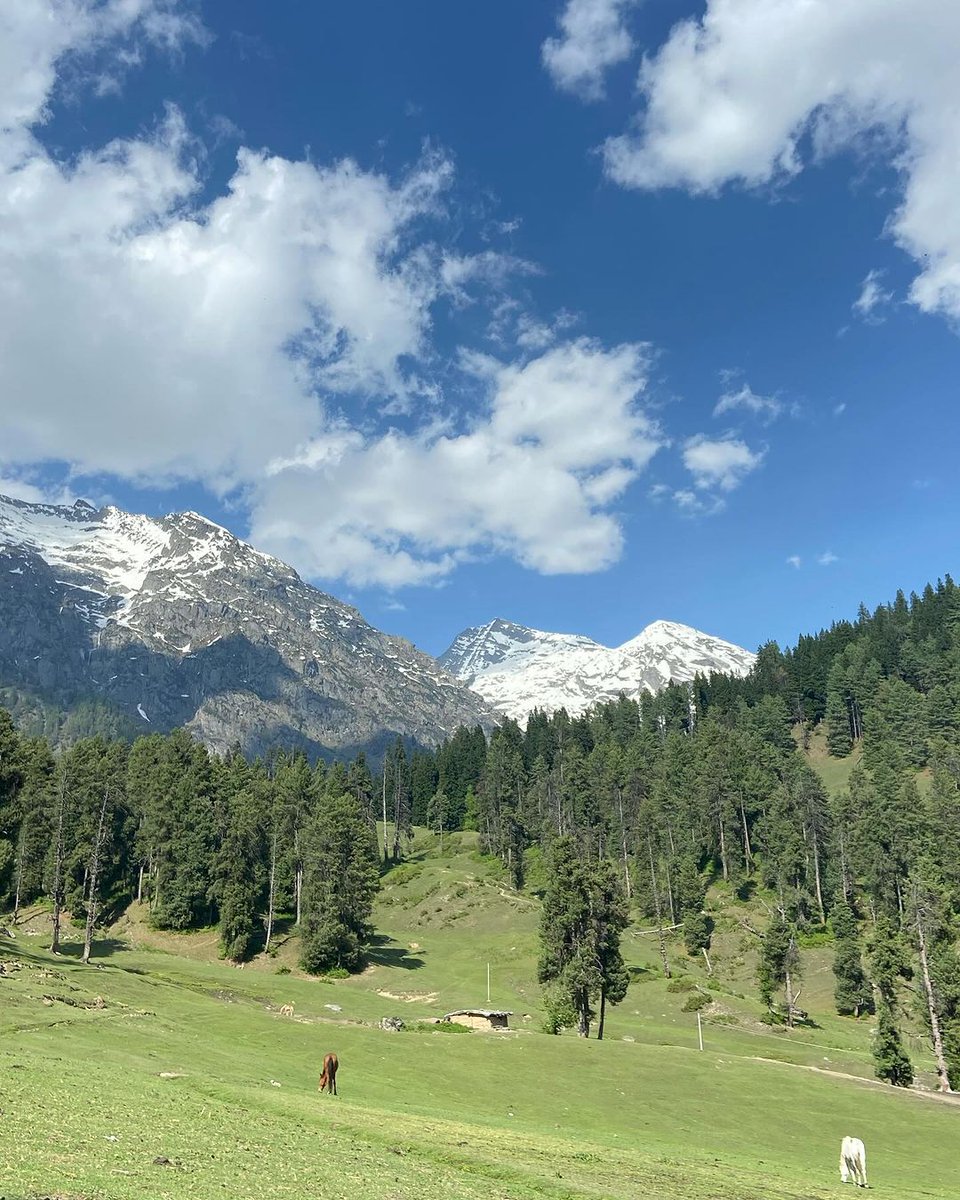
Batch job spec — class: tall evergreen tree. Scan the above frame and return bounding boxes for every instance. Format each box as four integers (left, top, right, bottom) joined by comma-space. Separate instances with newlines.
299, 791, 379, 974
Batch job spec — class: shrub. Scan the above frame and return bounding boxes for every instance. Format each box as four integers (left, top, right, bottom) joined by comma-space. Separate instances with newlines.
275, 965, 291, 975
682, 991, 710, 1012
666, 977, 696, 993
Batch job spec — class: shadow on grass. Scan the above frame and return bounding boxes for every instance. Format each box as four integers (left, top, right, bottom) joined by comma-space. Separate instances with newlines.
366, 933, 425, 971
628, 964, 656, 982
57, 937, 129, 961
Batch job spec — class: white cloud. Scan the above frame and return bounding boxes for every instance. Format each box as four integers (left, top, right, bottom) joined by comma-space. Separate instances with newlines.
252, 339, 663, 587
713, 382, 783, 423
852, 269, 894, 322
602, 0, 960, 324
833, 403, 847, 417
542, 0, 637, 101
0, 0, 203, 131
818, 550, 839, 566
787, 555, 801, 569
682, 435, 764, 492
0, 2, 668, 590
0, 3, 469, 495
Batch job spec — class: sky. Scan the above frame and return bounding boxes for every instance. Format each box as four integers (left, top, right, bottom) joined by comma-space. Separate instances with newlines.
1, 0, 959, 658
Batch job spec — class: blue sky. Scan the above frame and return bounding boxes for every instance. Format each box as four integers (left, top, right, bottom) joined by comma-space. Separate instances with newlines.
1, 0, 958, 657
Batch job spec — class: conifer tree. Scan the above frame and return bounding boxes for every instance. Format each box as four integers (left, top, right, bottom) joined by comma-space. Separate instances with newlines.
758, 916, 803, 1026
831, 901, 872, 1017
300, 791, 379, 974
872, 1002, 914, 1086
538, 837, 628, 1038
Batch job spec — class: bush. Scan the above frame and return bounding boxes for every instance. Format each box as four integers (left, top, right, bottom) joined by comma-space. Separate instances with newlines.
323, 966, 349, 979
666, 977, 696, 993
275, 965, 291, 975
796, 927, 833, 948
682, 991, 710, 1012
385, 864, 423, 888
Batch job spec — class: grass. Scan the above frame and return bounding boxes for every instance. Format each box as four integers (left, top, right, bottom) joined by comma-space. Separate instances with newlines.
3, 830, 959, 1199
797, 725, 860, 796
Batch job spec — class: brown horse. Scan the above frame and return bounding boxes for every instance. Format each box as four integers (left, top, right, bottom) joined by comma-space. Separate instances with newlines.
317, 1052, 338, 1095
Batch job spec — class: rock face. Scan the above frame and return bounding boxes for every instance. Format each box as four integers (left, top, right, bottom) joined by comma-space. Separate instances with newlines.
439, 617, 755, 722
0, 494, 493, 757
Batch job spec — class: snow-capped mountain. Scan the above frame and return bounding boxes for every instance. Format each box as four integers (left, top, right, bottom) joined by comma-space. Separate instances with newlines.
439, 617, 755, 722
0, 494, 493, 757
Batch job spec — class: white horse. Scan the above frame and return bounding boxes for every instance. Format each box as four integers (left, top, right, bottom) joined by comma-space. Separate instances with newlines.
839, 1136, 867, 1187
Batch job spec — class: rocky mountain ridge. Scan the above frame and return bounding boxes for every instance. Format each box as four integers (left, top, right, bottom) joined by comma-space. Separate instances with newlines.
439, 617, 755, 722
0, 493, 494, 757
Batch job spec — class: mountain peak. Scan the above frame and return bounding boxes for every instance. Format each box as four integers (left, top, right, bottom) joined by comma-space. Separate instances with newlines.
0, 492, 494, 757
440, 617, 754, 723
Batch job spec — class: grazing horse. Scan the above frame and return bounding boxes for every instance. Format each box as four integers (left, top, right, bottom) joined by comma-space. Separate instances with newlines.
318, 1052, 339, 1096
839, 1136, 867, 1188
278, 1003, 295, 1017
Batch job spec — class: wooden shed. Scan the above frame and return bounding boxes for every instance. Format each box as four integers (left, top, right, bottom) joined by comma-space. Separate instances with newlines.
442, 1008, 512, 1030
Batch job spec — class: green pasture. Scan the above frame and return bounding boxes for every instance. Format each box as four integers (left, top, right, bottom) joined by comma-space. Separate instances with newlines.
2, 830, 958, 1199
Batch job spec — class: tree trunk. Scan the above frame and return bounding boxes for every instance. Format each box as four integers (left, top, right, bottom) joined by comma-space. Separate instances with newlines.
50, 769, 68, 955
701, 945, 712, 975
916, 916, 953, 1093
265, 820, 279, 952
784, 967, 795, 1029
12, 821, 28, 924
648, 837, 671, 978
577, 989, 590, 1038
739, 797, 753, 872
82, 787, 111, 964
382, 770, 389, 863
717, 808, 729, 881
597, 987, 607, 1041
617, 787, 632, 900
838, 828, 851, 903
811, 825, 826, 925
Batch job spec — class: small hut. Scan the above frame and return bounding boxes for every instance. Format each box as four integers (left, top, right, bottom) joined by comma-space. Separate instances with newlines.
442, 1008, 512, 1030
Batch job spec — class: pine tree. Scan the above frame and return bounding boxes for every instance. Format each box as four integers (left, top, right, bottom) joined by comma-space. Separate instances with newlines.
537, 838, 628, 1038
872, 1001, 914, 1086
831, 901, 872, 1017
758, 916, 803, 1026
299, 791, 379, 974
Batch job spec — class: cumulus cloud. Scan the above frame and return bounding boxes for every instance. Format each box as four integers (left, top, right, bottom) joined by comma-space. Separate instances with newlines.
602, 0, 960, 324
787, 555, 801, 569
252, 339, 663, 587
682, 435, 764, 493
713, 382, 784, 423
0, 1, 669, 589
818, 550, 839, 566
542, 0, 638, 100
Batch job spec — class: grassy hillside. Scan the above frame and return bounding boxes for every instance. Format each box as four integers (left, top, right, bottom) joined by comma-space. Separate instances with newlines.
3, 831, 959, 1199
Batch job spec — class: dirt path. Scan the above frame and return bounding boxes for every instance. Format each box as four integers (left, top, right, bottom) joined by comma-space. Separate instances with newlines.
749, 1056, 960, 1105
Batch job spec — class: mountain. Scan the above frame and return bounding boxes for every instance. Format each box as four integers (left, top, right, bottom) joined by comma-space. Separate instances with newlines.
0, 494, 493, 758
439, 617, 755, 721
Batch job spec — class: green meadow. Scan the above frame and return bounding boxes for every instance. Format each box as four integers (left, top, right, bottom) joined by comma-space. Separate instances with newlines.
3, 830, 958, 1200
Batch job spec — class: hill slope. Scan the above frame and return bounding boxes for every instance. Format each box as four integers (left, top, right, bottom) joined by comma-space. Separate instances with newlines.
3, 836, 958, 1200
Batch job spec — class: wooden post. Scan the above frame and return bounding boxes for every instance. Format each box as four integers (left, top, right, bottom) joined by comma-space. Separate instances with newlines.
697, 1011, 704, 1052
